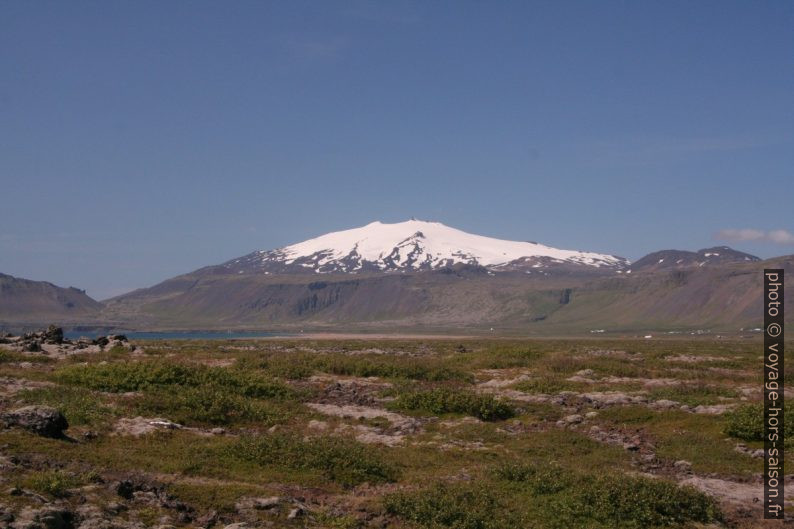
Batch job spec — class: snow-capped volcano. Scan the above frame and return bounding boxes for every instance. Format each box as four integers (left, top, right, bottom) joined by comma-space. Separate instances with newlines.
215, 220, 629, 275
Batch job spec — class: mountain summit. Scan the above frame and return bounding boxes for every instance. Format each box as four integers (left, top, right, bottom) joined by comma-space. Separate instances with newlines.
213, 220, 629, 275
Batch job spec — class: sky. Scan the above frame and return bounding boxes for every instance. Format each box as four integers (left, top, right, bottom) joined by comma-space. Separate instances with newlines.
1, 1, 792, 300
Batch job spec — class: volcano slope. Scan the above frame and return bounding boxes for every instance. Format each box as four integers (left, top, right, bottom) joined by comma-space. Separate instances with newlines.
100, 253, 793, 334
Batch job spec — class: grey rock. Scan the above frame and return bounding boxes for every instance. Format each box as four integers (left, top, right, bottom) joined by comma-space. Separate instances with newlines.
12, 506, 73, 529
235, 496, 281, 511
650, 399, 679, 409
103, 503, 126, 515
1, 406, 68, 438
194, 510, 218, 529
43, 326, 64, 344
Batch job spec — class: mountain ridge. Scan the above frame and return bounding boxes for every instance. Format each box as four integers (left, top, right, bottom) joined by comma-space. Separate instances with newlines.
1, 220, 786, 333
0, 273, 103, 324
95, 219, 786, 332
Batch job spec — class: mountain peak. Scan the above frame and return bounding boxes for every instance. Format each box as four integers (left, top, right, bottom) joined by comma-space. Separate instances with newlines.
215, 220, 628, 275
630, 246, 760, 272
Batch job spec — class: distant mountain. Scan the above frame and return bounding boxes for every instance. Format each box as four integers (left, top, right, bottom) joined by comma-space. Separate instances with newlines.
0, 273, 103, 324
629, 246, 760, 273
204, 220, 629, 275
98, 221, 791, 333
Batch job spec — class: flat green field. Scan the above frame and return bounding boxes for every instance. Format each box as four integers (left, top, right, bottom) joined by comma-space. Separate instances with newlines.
0, 337, 789, 528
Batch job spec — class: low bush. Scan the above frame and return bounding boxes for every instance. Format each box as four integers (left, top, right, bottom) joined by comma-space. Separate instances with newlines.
724, 403, 794, 442
318, 355, 471, 382
19, 386, 113, 426
56, 361, 291, 399
469, 346, 542, 369
489, 461, 721, 528
384, 482, 519, 529
512, 377, 582, 395
228, 433, 398, 486
23, 470, 86, 498
0, 350, 53, 364
390, 387, 514, 421
133, 386, 288, 426
493, 462, 571, 494
578, 474, 721, 527
240, 351, 472, 382
648, 384, 737, 406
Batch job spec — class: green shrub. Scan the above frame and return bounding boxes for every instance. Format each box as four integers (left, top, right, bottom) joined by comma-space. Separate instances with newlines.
390, 388, 514, 421
384, 483, 520, 529
318, 355, 471, 382
133, 386, 287, 426
648, 384, 737, 406
0, 350, 53, 364
471, 346, 541, 369
56, 361, 291, 399
724, 403, 794, 442
229, 433, 398, 486
490, 462, 720, 528
578, 474, 721, 527
19, 386, 113, 426
23, 470, 84, 498
512, 378, 582, 394
250, 353, 317, 379
240, 350, 472, 382
493, 462, 571, 494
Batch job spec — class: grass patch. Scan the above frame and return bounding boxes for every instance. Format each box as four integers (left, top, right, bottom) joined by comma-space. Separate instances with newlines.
512, 377, 583, 394
132, 386, 293, 426
648, 383, 738, 406
724, 403, 794, 443
0, 350, 54, 364
390, 387, 514, 421
56, 360, 292, 398
241, 351, 473, 382
18, 386, 115, 427
493, 462, 572, 494
466, 346, 542, 369
22, 469, 91, 498
385, 482, 521, 529
318, 355, 472, 382
168, 481, 272, 514
228, 433, 399, 487
492, 462, 720, 528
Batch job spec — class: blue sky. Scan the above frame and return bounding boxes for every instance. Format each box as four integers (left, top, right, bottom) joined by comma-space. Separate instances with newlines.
1, 1, 792, 299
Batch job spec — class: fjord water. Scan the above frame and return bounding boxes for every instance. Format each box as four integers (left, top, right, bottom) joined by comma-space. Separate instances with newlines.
64, 330, 289, 340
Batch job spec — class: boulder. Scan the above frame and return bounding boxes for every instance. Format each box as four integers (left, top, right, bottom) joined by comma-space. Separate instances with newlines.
1, 406, 68, 438
12, 506, 74, 529
235, 496, 281, 511
24, 341, 42, 353
43, 326, 64, 344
